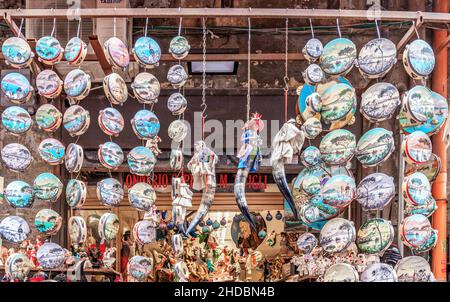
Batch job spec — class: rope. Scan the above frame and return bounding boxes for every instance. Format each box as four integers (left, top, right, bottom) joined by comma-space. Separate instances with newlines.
77, 18, 81, 38
336, 18, 342, 38
309, 18, 314, 38
18, 18, 24, 37
50, 17, 56, 37
375, 19, 381, 39
178, 16, 183, 36
144, 17, 149, 37
246, 17, 251, 122
113, 16, 116, 37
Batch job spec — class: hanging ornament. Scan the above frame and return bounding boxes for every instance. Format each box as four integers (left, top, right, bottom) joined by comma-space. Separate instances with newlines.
103, 73, 128, 105
66, 179, 87, 208
36, 27, 64, 65
265, 211, 273, 221
128, 182, 156, 212
35, 104, 62, 132
167, 92, 187, 115
36, 70, 63, 98
33, 172, 63, 202
127, 146, 156, 176
65, 34, 88, 66
4, 180, 34, 208
97, 178, 124, 207
68, 216, 87, 245
167, 64, 188, 88
35, 209, 62, 236
2, 19, 34, 68
403, 33, 435, 80
275, 211, 283, 220
103, 36, 130, 71
131, 109, 160, 140
131, 72, 160, 105
1, 72, 32, 104
302, 19, 323, 63
98, 141, 124, 170
0, 216, 30, 244
63, 69, 91, 103
360, 82, 400, 123
133, 18, 161, 68
63, 105, 90, 137
98, 107, 124, 137
36, 242, 65, 269
220, 217, 227, 226
169, 18, 190, 60
1, 143, 32, 172
355, 128, 395, 167
98, 212, 120, 241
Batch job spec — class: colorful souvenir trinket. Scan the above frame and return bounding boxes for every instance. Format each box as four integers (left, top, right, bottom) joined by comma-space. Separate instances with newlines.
1, 72, 32, 103
103, 37, 130, 70
169, 36, 190, 60
356, 128, 395, 167
324, 263, 359, 282
103, 73, 128, 105
319, 218, 356, 253
1, 37, 34, 68
167, 92, 187, 115
300, 146, 321, 168
402, 172, 432, 206
133, 220, 156, 245
361, 263, 397, 282
63, 105, 90, 137
301, 117, 322, 139
4, 180, 34, 208
167, 64, 188, 88
128, 182, 156, 212
170, 149, 184, 170
64, 69, 91, 103
401, 131, 432, 165
131, 72, 160, 104
36, 36, 64, 65
35, 209, 62, 236
68, 216, 87, 244
1, 143, 32, 172
133, 36, 161, 68
398, 85, 434, 128
36, 69, 63, 98
38, 138, 65, 164
356, 218, 394, 254
98, 142, 124, 170
302, 64, 324, 85
33, 172, 63, 202
322, 174, 356, 209
65, 143, 84, 173
5, 253, 31, 281
405, 153, 441, 183
98, 212, 120, 241
36, 242, 65, 269
64, 37, 88, 66
66, 179, 87, 208
0, 216, 30, 244
128, 256, 153, 281
131, 109, 160, 140
320, 82, 356, 124
302, 38, 323, 63
403, 39, 435, 80
127, 146, 156, 176
356, 173, 395, 210
360, 82, 400, 123
319, 129, 356, 165
98, 107, 124, 136
296, 232, 318, 254
97, 178, 124, 207
1, 106, 32, 135
395, 256, 434, 282
320, 38, 357, 76
168, 120, 188, 143
401, 214, 434, 249
357, 38, 397, 78
35, 104, 62, 132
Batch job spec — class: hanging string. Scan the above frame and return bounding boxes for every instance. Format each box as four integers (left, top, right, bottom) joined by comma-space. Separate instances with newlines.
246, 18, 251, 122
309, 18, 314, 39
18, 18, 24, 37
77, 17, 82, 38
283, 17, 289, 123
144, 17, 149, 37
178, 16, 183, 36
375, 19, 381, 39
413, 20, 420, 38
50, 17, 56, 37
113, 16, 117, 37
201, 17, 207, 141
336, 18, 342, 38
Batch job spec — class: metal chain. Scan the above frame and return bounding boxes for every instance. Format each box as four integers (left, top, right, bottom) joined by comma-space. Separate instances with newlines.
246, 17, 251, 122
201, 18, 207, 121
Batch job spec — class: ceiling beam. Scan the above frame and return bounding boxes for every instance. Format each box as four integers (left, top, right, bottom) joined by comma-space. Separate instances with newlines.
88, 35, 112, 75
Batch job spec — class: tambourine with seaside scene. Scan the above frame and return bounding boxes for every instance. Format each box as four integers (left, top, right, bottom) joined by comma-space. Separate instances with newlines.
64, 37, 88, 66
131, 72, 160, 105
36, 36, 64, 65
36, 69, 63, 98
1, 37, 34, 68
133, 36, 161, 68
403, 39, 435, 80
103, 37, 130, 70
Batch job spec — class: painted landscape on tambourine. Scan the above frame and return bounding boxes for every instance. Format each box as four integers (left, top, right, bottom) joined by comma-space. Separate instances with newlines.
356, 129, 394, 166
408, 40, 435, 76
358, 38, 396, 75
361, 83, 399, 120
2, 37, 30, 64
356, 173, 395, 210
320, 39, 356, 74
64, 70, 88, 96
320, 83, 355, 122
135, 37, 161, 64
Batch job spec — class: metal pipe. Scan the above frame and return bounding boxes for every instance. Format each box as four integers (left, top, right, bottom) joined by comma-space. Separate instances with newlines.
398, 134, 405, 256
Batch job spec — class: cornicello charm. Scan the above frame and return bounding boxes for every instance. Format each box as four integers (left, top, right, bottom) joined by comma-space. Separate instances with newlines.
35, 209, 62, 236
133, 36, 161, 68
128, 256, 153, 282
403, 39, 435, 80
98, 212, 120, 241
0, 216, 30, 244
36, 36, 64, 65
324, 263, 359, 282
66, 179, 87, 208
4, 180, 34, 208
98, 142, 124, 170
133, 220, 156, 244
64, 69, 91, 103
38, 138, 65, 164
167, 92, 187, 115
1, 72, 32, 104
1, 106, 32, 135
167, 64, 188, 88
127, 146, 156, 176
65, 143, 84, 173
36, 242, 65, 269
355, 128, 395, 167
131, 109, 160, 140
69, 216, 87, 244
361, 263, 398, 282
169, 36, 190, 60
302, 64, 324, 85
398, 85, 434, 129
103, 73, 128, 105
35, 104, 62, 132
402, 172, 432, 206
33, 172, 63, 202
319, 218, 356, 253
356, 218, 394, 254
168, 120, 188, 143
296, 232, 318, 254
64, 37, 88, 66
128, 182, 156, 212
395, 256, 434, 282
1, 37, 34, 68
320, 38, 357, 76
319, 129, 356, 165
401, 131, 432, 165
170, 149, 184, 170
357, 38, 397, 78
97, 178, 124, 207
322, 174, 356, 209
131, 72, 160, 104
98, 107, 124, 137
103, 37, 130, 70
360, 82, 400, 123
302, 38, 323, 63
356, 173, 395, 210
5, 253, 32, 281
36, 69, 63, 98
63, 105, 90, 137
1, 143, 32, 172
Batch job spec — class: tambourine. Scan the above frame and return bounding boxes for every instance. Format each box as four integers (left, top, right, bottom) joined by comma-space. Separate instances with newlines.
98, 212, 120, 241
36, 242, 65, 269
322, 174, 356, 209
170, 149, 184, 170
64, 69, 91, 103
302, 64, 324, 85
103, 73, 128, 105
98, 141, 124, 170
401, 214, 435, 249
319, 129, 356, 165
64, 37, 88, 66
0, 216, 30, 244
38, 138, 65, 164
65, 143, 84, 173
1, 72, 32, 103
319, 218, 356, 253
128, 256, 153, 282
168, 120, 188, 143
395, 256, 434, 282
412, 228, 437, 253
36, 69, 63, 98
171, 234, 184, 256
357, 38, 397, 78
320, 38, 357, 76
323, 263, 359, 282
98, 107, 124, 137
403, 39, 435, 80
63, 105, 90, 137
1, 106, 32, 135
402, 172, 432, 206
128, 182, 156, 212
131, 109, 160, 140
320, 82, 356, 124
35, 104, 62, 132
35, 209, 62, 236
103, 37, 130, 70
4, 180, 34, 208
405, 196, 437, 218
356, 218, 394, 255
133, 36, 161, 68
68, 216, 87, 244
5, 253, 32, 281
300, 146, 321, 168
167, 92, 188, 115
133, 220, 156, 245
299, 195, 339, 225
131, 72, 160, 104
66, 179, 87, 208
97, 178, 124, 207
398, 85, 434, 128
401, 131, 432, 165
361, 263, 397, 282
1, 37, 34, 68
127, 146, 156, 176
33, 172, 63, 202
296, 232, 318, 254
356, 128, 395, 167
300, 92, 321, 121
169, 36, 190, 60
300, 175, 321, 196
360, 82, 400, 123
1, 143, 32, 172
36, 36, 64, 65
167, 64, 188, 88
356, 173, 395, 211
301, 117, 322, 139
405, 153, 441, 183
302, 38, 323, 63
174, 261, 190, 281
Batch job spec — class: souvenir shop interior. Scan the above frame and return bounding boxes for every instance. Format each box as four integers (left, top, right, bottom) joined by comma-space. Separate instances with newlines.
0, 0, 449, 282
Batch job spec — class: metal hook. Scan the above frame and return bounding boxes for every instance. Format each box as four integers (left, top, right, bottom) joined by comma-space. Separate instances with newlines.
309, 18, 315, 39
336, 18, 341, 38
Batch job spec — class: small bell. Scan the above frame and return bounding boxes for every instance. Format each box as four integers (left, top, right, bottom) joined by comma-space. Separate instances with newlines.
220, 217, 227, 226
275, 211, 283, 220
206, 218, 213, 226
212, 220, 220, 230
266, 211, 273, 221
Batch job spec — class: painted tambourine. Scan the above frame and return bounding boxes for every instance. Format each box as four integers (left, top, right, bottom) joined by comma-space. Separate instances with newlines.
1, 106, 32, 135
395, 256, 434, 282
98, 212, 120, 241
64, 69, 91, 103
1, 143, 32, 172
0, 216, 30, 244
38, 138, 65, 164
360, 82, 400, 123
66, 179, 87, 208
35, 104, 62, 132
302, 64, 324, 86
131, 72, 160, 104
398, 85, 434, 129
36, 69, 63, 98
5, 253, 32, 281
36, 242, 65, 269
300, 175, 321, 196
319, 129, 356, 165
68, 216, 87, 244
1, 37, 34, 68
357, 38, 397, 78
168, 120, 188, 143
412, 228, 438, 253
63, 105, 90, 137
320, 82, 356, 124
131, 109, 160, 140
103, 37, 130, 70
103, 73, 128, 105
128, 182, 156, 212
301, 117, 322, 139
323, 263, 359, 282
33, 172, 63, 202
170, 149, 184, 170
319, 218, 356, 253
356, 218, 394, 255
128, 256, 153, 282
4, 180, 34, 208
361, 263, 397, 282
302, 38, 323, 63
133, 220, 156, 245
401, 131, 432, 165
322, 174, 356, 209
320, 38, 357, 76
356, 128, 395, 167
133, 36, 161, 68
65, 143, 84, 173
405, 196, 437, 218
169, 36, 190, 60
167, 64, 188, 88
35, 209, 62, 236
402, 172, 432, 206
300, 146, 321, 168
98, 107, 124, 136
36, 36, 64, 65
405, 153, 441, 183
64, 37, 88, 66
296, 232, 318, 254
299, 195, 339, 225
301, 92, 322, 121
127, 146, 156, 176
356, 173, 395, 211
98, 141, 124, 170
167, 92, 188, 115
403, 39, 435, 80
401, 214, 435, 249
1, 72, 32, 103
97, 177, 124, 207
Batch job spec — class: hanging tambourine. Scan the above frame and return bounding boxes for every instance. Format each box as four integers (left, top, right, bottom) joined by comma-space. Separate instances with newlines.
402, 172, 432, 206
64, 37, 87, 66
35, 209, 62, 236
167, 92, 188, 115
323, 263, 359, 282
405, 196, 437, 218
356, 218, 394, 255
66, 179, 87, 208
128, 256, 153, 282
168, 120, 188, 143
302, 38, 323, 63
1, 72, 32, 103
64, 69, 91, 103
33, 172, 63, 202
38, 138, 65, 164
173, 261, 190, 282
320, 82, 356, 125
361, 263, 398, 282
128, 182, 156, 212
319, 129, 356, 165
301, 117, 322, 139
322, 174, 356, 209
1, 106, 32, 135
356, 173, 395, 211
1, 36, 34, 68
401, 214, 436, 250
412, 228, 438, 253
36, 36, 64, 65
127, 146, 156, 176
35, 104, 62, 132
401, 131, 432, 165
167, 64, 188, 88
63, 105, 90, 137
300, 175, 321, 196
398, 85, 434, 129
98, 212, 120, 241
131, 109, 160, 140
1, 143, 32, 172
405, 153, 441, 183
355, 128, 395, 167
169, 36, 190, 60
97, 178, 124, 207
170, 149, 184, 170
65, 143, 84, 173
103, 73, 128, 105
300, 146, 321, 168
36, 242, 65, 269
301, 92, 321, 121
320, 38, 357, 76
98, 107, 124, 137
403, 39, 435, 80
5, 253, 32, 281
103, 37, 130, 70
319, 218, 356, 253
36, 69, 63, 98
133, 36, 161, 68
68, 216, 87, 244
395, 256, 434, 282
302, 64, 324, 86
133, 220, 156, 245
98, 141, 124, 170
357, 38, 397, 78
131, 72, 160, 105
0, 216, 30, 244
360, 82, 400, 123
4, 180, 34, 208
296, 232, 318, 254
